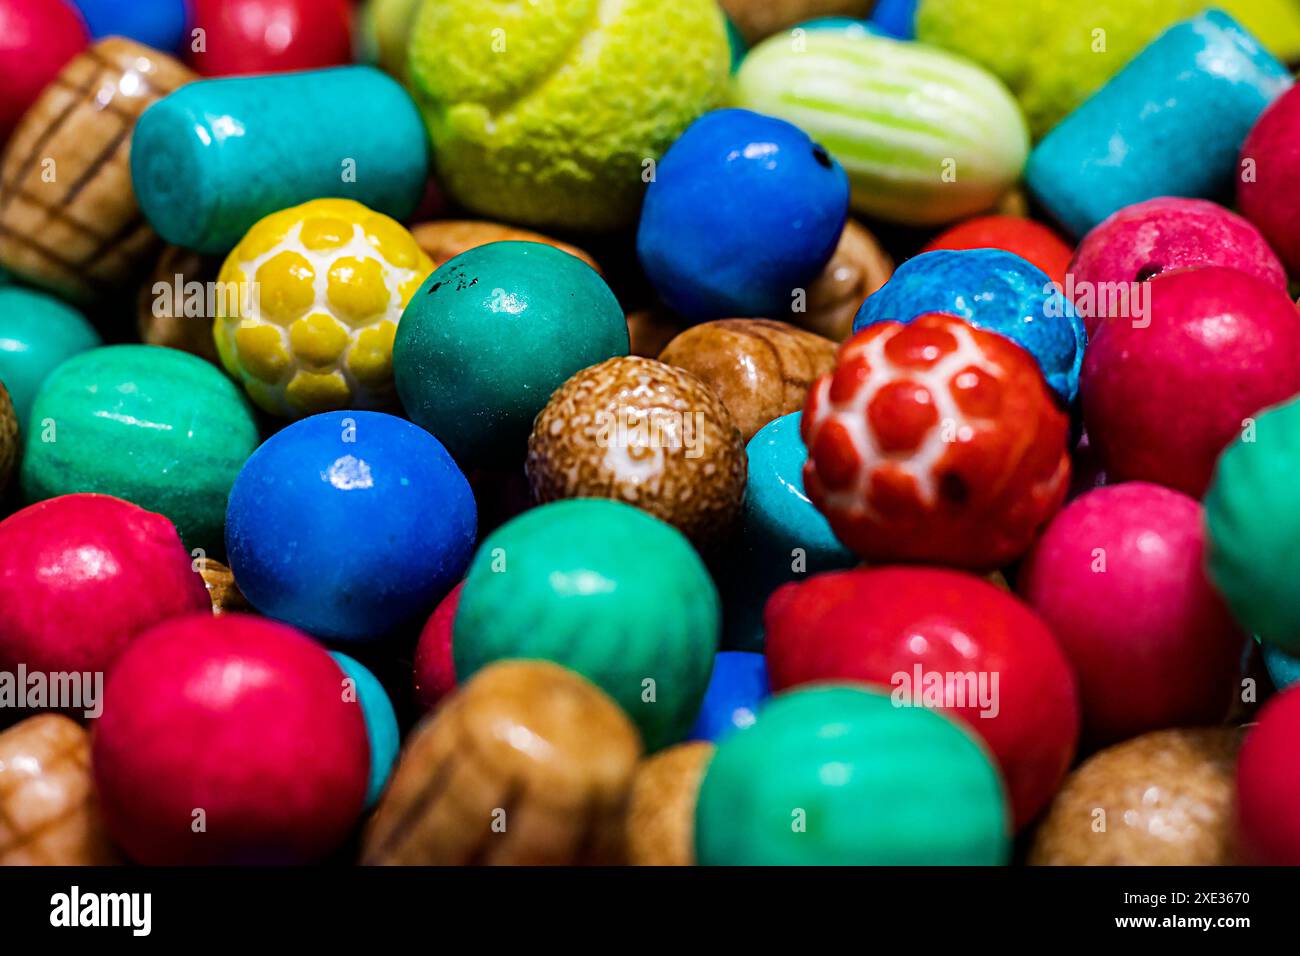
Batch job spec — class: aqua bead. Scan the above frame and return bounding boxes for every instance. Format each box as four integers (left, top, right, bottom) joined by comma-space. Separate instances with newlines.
330, 652, 400, 809
131, 67, 429, 254
454, 499, 720, 751
21, 345, 258, 554
393, 241, 629, 464
0, 286, 101, 428
1262, 640, 1300, 691
695, 685, 1010, 865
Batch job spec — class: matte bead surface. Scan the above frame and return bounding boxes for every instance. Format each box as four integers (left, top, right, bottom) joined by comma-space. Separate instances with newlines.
413, 581, 462, 712
331, 652, 400, 810
1237, 686, 1300, 864
624, 741, 714, 867
1238, 83, 1300, 275
0, 286, 101, 426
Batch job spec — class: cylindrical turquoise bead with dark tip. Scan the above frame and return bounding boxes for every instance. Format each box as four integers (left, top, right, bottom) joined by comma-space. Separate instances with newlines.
21, 345, 259, 554
1027, 11, 1291, 237
0, 286, 101, 428
131, 67, 429, 255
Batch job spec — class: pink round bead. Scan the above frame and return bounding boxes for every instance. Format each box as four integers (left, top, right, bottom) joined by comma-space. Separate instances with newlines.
1239, 84, 1300, 277
413, 580, 462, 712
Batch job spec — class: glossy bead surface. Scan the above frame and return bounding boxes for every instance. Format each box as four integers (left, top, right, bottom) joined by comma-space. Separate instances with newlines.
136, 245, 222, 362
196, 557, 251, 615
1238, 83, 1300, 275
187, 0, 354, 76
70, 0, 188, 51
0, 0, 88, 145
0, 286, 101, 428
687, 652, 769, 743
411, 220, 600, 274
625, 741, 714, 866
921, 215, 1074, 288
1236, 686, 1300, 864
786, 219, 893, 342
331, 652, 400, 810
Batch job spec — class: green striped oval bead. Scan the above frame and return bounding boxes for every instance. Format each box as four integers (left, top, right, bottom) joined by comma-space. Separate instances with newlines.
695, 685, 1011, 865
21, 345, 260, 554
731, 31, 1028, 226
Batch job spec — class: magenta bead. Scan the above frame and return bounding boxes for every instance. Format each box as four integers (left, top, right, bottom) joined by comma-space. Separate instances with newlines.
1081, 266, 1300, 498
0, 493, 210, 675
92, 612, 370, 864
1070, 198, 1287, 336
1239, 84, 1300, 276
1018, 482, 1242, 745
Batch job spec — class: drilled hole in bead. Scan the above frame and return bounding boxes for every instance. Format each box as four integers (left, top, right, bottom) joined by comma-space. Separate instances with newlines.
812, 146, 832, 169
1135, 263, 1163, 282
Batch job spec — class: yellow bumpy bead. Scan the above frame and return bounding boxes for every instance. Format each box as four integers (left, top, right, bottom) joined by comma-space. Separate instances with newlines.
348, 321, 398, 386
290, 313, 350, 369
256, 251, 316, 325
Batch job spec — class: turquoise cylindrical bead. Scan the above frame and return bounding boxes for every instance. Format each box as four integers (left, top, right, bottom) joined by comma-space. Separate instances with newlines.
130, 66, 429, 254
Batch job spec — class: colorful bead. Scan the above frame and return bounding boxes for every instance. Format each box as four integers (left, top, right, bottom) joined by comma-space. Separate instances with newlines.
1236, 686, 1300, 864
187, 0, 354, 76
687, 652, 769, 744
330, 652, 400, 810
921, 215, 1074, 289
0, 0, 88, 145
413, 581, 462, 712
1238, 83, 1300, 276
625, 741, 714, 867
70, 0, 188, 52
785, 219, 893, 343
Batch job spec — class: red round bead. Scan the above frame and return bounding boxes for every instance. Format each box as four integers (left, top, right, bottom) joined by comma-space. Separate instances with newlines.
1237, 686, 1300, 865
187, 0, 353, 77
0, 0, 89, 143
921, 215, 1074, 288
413, 580, 463, 712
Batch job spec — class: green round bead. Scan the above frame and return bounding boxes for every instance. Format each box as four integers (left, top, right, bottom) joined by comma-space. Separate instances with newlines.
21, 345, 259, 554
1206, 396, 1300, 653
393, 241, 629, 463
0, 287, 102, 428
453, 499, 719, 751
695, 685, 1011, 865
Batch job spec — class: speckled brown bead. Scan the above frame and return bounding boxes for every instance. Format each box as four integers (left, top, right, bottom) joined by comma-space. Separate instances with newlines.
625, 741, 714, 866
411, 219, 601, 274
136, 245, 223, 362
659, 318, 836, 443
0, 382, 17, 494
787, 219, 893, 342
526, 356, 748, 546
720, 0, 873, 43
1029, 727, 1243, 866
361, 660, 641, 866
197, 557, 251, 615
0, 714, 120, 865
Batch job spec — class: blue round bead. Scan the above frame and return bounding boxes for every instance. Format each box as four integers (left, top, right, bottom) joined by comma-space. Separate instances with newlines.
868, 0, 918, 39
226, 410, 476, 642
330, 652, 400, 809
852, 248, 1086, 405
70, 0, 189, 52
689, 651, 770, 743
637, 108, 849, 322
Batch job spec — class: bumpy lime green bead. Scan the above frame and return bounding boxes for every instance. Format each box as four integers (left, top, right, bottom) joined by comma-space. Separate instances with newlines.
453, 499, 720, 751
21, 345, 259, 554
695, 685, 1011, 865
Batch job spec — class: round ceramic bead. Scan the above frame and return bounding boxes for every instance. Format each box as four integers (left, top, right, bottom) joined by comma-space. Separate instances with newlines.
187, 0, 354, 76
766, 567, 1078, 827
688, 652, 769, 743
213, 198, 435, 418
411, 220, 600, 274
1020, 483, 1243, 744
21, 345, 259, 553
225, 410, 476, 642
0, 0, 87, 144
454, 500, 719, 751
637, 109, 849, 321
853, 249, 1086, 405
803, 313, 1071, 569
1026, 11, 1291, 237
93, 613, 370, 865
136, 245, 222, 362
526, 357, 747, 546
1237, 686, 1300, 864
0, 287, 101, 427
196, 557, 251, 615
1239, 84, 1300, 275
70, 0, 188, 51
362, 660, 642, 865
717, 412, 855, 652
1069, 198, 1287, 335
786, 219, 893, 342
413, 581, 462, 712
394, 241, 629, 464
659, 319, 837, 443
733, 30, 1027, 226
1206, 396, 1300, 653
131, 67, 427, 255
695, 685, 1010, 865
1029, 728, 1243, 866
0, 494, 210, 675
331, 652, 400, 810
625, 741, 714, 867
0, 381, 15, 491
921, 215, 1074, 288
0, 715, 119, 865
1081, 266, 1300, 498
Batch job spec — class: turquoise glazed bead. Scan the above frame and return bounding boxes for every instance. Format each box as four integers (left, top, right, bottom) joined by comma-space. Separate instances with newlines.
331, 652, 400, 809
454, 499, 720, 751
1206, 395, 1300, 654
131, 67, 428, 254
695, 685, 1011, 865
719, 413, 855, 652
20, 345, 259, 554
393, 241, 629, 463
0, 286, 101, 427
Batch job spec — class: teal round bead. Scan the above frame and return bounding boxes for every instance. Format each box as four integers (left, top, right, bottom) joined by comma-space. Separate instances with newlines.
330, 652, 400, 809
393, 241, 629, 463
695, 685, 1011, 865
1206, 395, 1300, 654
21, 345, 259, 554
453, 499, 719, 751
0, 287, 101, 427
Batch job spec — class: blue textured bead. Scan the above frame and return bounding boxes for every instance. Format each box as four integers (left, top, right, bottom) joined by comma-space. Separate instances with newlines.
852, 249, 1086, 405
226, 410, 476, 642
637, 109, 849, 322
70, 0, 189, 52
1027, 11, 1291, 237
868, 0, 917, 39
719, 413, 856, 652
330, 652, 400, 809
688, 651, 770, 743
1262, 640, 1300, 692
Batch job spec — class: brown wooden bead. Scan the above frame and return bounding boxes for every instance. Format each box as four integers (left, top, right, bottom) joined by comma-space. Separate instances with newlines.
1029, 727, 1243, 866
626, 306, 686, 359
197, 557, 251, 616
136, 245, 223, 362
659, 318, 836, 443
526, 356, 748, 546
0, 382, 16, 494
720, 0, 873, 44
0, 39, 196, 303
625, 741, 714, 866
0, 714, 121, 865
787, 219, 894, 342
361, 660, 641, 866
411, 219, 601, 274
